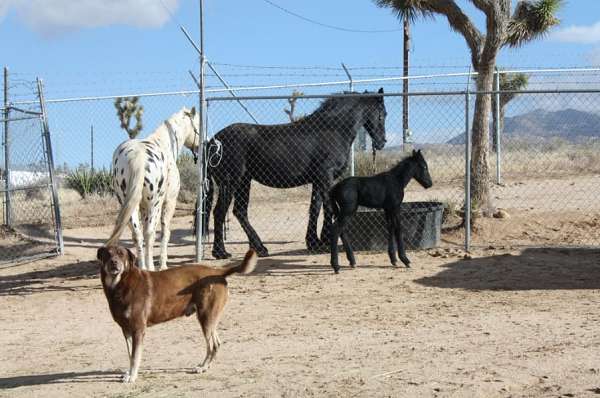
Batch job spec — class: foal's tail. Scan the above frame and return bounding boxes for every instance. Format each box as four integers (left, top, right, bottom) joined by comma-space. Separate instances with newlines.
106, 147, 146, 246
329, 185, 340, 221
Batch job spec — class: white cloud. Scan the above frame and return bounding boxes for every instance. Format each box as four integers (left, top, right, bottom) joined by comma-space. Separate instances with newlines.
552, 21, 600, 44
0, 0, 180, 36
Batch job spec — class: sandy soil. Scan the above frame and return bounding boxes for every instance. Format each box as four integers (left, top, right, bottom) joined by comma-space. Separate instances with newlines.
2, 208, 600, 397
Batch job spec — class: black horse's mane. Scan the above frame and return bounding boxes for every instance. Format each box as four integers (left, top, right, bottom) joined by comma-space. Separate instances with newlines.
299, 92, 364, 122
389, 154, 416, 175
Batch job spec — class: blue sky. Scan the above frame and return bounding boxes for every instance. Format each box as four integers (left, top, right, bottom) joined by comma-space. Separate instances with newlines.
2, 1, 600, 169
2, 0, 600, 96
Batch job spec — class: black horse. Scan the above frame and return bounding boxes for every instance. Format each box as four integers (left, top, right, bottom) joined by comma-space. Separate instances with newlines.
329, 150, 433, 273
204, 88, 388, 259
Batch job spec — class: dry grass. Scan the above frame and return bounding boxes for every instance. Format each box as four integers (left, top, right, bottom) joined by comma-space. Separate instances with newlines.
355, 140, 600, 183
2, 142, 598, 231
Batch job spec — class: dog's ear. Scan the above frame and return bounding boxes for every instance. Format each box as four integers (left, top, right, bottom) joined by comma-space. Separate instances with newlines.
97, 247, 110, 263
126, 248, 137, 268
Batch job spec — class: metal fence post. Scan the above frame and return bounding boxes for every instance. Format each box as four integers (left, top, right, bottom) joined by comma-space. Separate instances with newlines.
341, 63, 356, 176
3, 67, 11, 227
194, 0, 206, 262
464, 91, 471, 252
494, 67, 501, 185
37, 78, 64, 254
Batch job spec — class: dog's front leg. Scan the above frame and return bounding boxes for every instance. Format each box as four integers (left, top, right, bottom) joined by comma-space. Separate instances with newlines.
123, 330, 144, 383
122, 331, 132, 381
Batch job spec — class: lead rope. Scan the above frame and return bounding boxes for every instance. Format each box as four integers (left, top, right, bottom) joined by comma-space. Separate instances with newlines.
372, 146, 377, 174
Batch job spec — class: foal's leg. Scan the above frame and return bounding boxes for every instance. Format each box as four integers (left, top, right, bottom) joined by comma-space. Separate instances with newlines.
340, 229, 356, 268
385, 209, 398, 266
233, 176, 268, 257
305, 185, 323, 251
394, 211, 411, 267
330, 210, 357, 273
330, 216, 342, 273
212, 183, 233, 259
128, 209, 145, 270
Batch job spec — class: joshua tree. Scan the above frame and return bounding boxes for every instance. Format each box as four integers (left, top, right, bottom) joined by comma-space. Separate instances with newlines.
114, 96, 143, 139
374, 0, 561, 214
284, 90, 304, 122
493, 72, 528, 151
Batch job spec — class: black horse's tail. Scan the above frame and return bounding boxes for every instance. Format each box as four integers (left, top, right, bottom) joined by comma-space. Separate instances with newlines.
202, 165, 214, 235
192, 155, 215, 237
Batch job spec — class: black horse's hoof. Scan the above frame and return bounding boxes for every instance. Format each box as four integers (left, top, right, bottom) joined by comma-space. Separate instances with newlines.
349, 263, 356, 268
253, 247, 269, 257
212, 250, 232, 260
400, 257, 411, 267
332, 267, 340, 274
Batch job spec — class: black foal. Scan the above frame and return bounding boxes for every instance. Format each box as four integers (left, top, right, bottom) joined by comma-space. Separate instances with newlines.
329, 150, 433, 273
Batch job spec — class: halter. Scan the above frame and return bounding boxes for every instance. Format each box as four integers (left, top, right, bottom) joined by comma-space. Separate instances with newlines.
185, 112, 201, 164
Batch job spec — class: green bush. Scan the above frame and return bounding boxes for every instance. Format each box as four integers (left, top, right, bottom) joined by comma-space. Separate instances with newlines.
65, 167, 113, 199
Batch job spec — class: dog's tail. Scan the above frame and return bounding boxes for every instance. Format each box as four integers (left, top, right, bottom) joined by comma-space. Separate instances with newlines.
220, 250, 258, 277
106, 145, 146, 246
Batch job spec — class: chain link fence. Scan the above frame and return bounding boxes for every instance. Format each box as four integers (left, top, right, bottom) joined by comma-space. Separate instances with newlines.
202, 92, 467, 260
5, 78, 600, 263
1, 75, 63, 264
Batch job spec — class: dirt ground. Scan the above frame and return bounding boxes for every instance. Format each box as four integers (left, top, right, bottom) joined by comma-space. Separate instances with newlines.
2, 206, 600, 397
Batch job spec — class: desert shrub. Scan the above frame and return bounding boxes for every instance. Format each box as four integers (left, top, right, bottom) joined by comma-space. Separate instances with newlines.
177, 152, 199, 202
65, 167, 113, 199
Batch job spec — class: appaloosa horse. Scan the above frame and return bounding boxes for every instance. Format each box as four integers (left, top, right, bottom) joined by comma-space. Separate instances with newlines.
107, 107, 199, 270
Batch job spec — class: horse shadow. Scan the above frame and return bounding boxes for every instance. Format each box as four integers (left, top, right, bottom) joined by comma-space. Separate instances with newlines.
253, 257, 333, 275
0, 260, 98, 296
0, 370, 120, 389
415, 247, 600, 291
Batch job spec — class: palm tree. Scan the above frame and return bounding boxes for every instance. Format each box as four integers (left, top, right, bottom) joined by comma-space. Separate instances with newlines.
493, 72, 528, 152
374, 0, 561, 214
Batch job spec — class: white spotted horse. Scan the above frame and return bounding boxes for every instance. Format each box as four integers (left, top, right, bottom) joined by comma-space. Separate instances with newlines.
107, 107, 199, 271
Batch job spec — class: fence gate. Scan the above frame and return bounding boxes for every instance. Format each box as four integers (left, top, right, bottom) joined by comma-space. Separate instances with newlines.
1, 71, 63, 265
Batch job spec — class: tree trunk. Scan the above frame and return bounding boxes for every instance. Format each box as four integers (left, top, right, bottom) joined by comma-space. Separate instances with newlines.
491, 95, 498, 152
470, 63, 495, 215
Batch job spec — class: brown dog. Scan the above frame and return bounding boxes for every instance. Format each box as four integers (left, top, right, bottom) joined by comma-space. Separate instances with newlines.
97, 245, 257, 383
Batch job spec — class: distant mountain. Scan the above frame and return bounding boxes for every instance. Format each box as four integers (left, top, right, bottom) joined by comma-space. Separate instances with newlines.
447, 108, 600, 144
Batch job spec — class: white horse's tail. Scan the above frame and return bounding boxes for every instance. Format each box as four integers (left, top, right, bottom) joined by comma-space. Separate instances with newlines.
106, 148, 146, 246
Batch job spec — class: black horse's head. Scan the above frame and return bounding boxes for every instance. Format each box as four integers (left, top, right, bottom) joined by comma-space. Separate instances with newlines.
411, 149, 433, 189
362, 87, 387, 150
